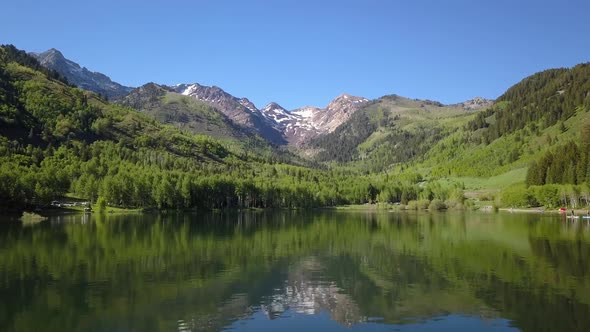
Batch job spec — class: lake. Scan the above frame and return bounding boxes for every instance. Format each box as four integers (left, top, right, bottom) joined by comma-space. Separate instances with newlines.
0, 210, 589, 331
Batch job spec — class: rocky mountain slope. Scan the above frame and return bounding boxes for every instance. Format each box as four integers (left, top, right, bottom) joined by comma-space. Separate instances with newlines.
256, 94, 369, 145
309, 94, 477, 171
31, 48, 133, 98
172, 83, 369, 145
172, 83, 286, 144
115, 83, 248, 140
452, 96, 494, 110
32, 47, 495, 151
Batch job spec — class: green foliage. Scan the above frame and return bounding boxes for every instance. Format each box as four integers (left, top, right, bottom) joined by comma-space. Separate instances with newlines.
312, 95, 471, 172
0, 44, 69, 84
116, 85, 247, 140
3, 44, 590, 212
2, 46, 473, 211
96, 196, 107, 211
1, 212, 589, 331
474, 64, 590, 142
406, 200, 419, 210
416, 199, 431, 210
500, 185, 535, 208
428, 199, 446, 211
422, 63, 590, 181
529, 185, 561, 208
526, 139, 589, 186
313, 110, 377, 162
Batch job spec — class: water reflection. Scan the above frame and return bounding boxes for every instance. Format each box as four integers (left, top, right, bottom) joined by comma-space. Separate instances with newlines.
0, 211, 589, 331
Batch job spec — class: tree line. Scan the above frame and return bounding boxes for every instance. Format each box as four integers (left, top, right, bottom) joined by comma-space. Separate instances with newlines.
468, 63, 590, 143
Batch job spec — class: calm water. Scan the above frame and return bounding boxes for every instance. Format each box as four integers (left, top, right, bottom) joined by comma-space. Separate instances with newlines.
0, 211, 589, 332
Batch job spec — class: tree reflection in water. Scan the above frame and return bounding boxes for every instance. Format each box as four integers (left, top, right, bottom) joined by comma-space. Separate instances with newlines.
0, 210, 588, 331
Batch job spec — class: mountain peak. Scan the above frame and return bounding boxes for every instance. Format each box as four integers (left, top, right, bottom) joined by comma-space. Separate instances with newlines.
326, 93, 369, 110
261, 102, 293, 124
34, 48, 67, 65
40, 48, 65, 59
459, 97, 494, 110
334, 93, 353, 100
31, 48, 132, 98
170, 82, 286, 144
262, 102, 286, 111
46, 47, 63, 54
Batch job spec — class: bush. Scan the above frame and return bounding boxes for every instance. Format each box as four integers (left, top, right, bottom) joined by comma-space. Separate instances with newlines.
428, 199, 446, 211
406, 200, 419, 210
478, 192, 496, 201
445, 198, 465, 210
530, 184, 560, 208
464, 200, 477, 211
500, 184, 537, 207
96, 196, 107, 211
449, 188, 466, 204
417, 199, 430, 210
446, 199, 466, 210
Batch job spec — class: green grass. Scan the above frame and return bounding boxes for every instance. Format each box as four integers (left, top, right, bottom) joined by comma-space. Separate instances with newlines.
330, 204, 389, 210
450, 167, 528, 190
357, 130, 388, 153
65, 205, 144, 214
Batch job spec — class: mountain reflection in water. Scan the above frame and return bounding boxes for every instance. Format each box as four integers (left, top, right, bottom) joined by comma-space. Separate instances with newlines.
0, 210, 589, 332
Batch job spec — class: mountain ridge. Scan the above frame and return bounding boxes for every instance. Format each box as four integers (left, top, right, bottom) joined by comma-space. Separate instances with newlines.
31, 48, 133, 98
114, 82, 251, 141
4, 44, 590, 212
30, 47, 496, 148
172, 83, 286, 144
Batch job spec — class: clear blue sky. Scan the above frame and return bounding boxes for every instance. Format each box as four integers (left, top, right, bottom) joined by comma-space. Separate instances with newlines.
2, 0, 589, 109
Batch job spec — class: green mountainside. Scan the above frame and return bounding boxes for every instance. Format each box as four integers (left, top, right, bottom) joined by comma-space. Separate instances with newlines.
421, 64, 590, 179
2, 43, 590, 211
305, 62, 590, 207
415, 63, 590, 207
309, 95, 477, 172
114, 82, 314, 168
115, 82, 246, 140
0, 45, 422, 212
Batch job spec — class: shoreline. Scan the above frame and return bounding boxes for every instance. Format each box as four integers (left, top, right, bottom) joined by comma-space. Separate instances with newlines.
4, 205, 590, 220
499, 207, 590, 216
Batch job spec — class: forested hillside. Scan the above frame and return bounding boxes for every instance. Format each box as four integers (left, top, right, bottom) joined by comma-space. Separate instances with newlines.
409, 63, 590, 208
307, 61, 590, 208
115, 83, 245, 139
1, 45, 466, 212
311, 95, 474, 172
421, 63, 590, 179
3, 43, 590, 212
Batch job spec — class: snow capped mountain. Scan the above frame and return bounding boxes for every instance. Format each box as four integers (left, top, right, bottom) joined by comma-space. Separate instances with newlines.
261, 102, 320, 145
282, 94, 370, 144
172, 83, 369, 146
252, 94, 369, 145
172, 83, 286, 144
308, 94, 370, 133
30, 48, 483, 149
261, 102, 292, 123
292, 106, 319, 120
31, 47, 369, 146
